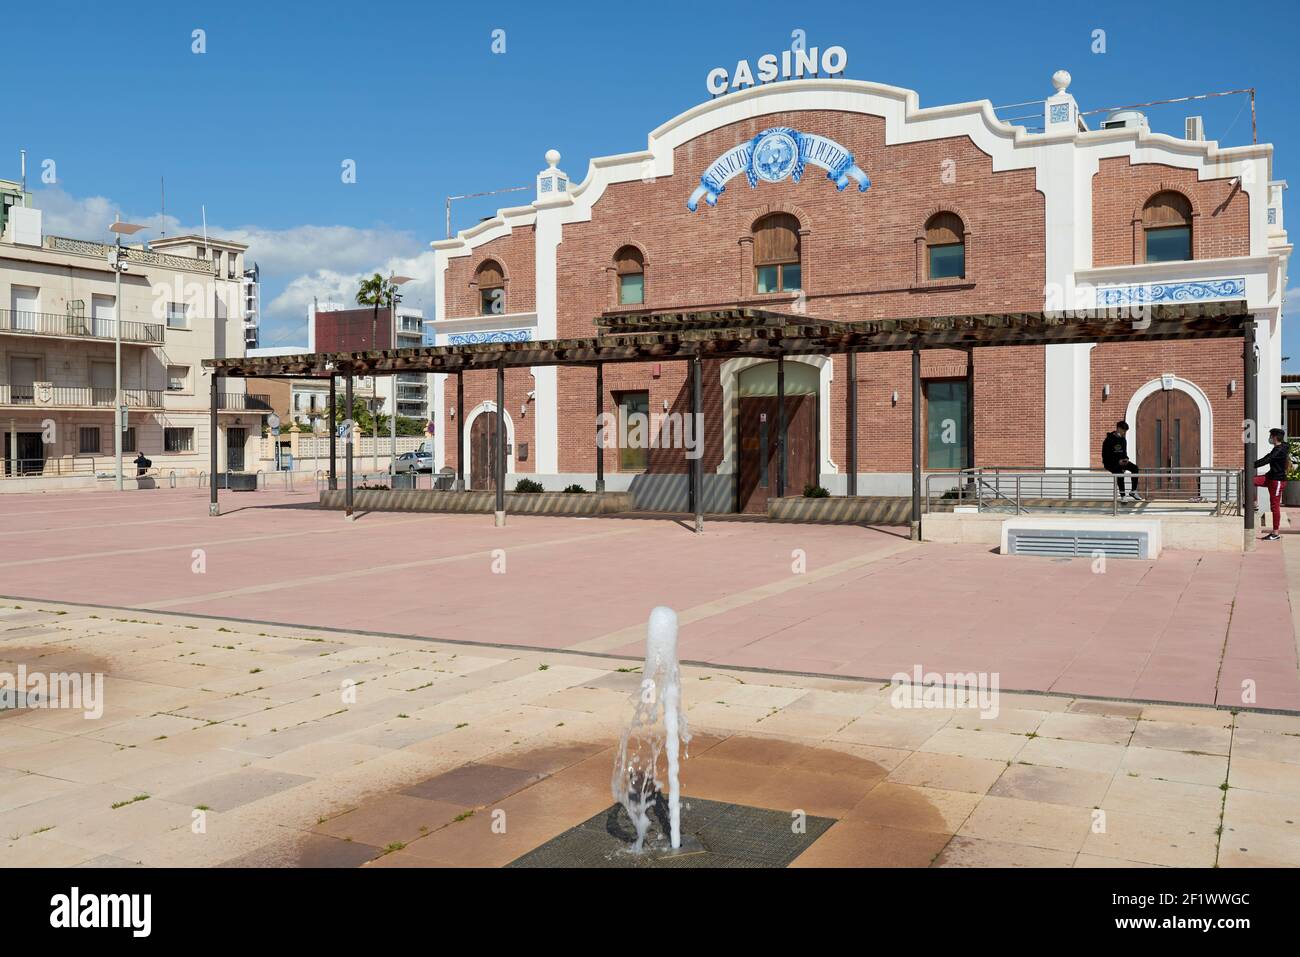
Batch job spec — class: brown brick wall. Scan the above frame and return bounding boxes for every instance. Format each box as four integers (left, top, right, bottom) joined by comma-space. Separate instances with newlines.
444, 368, 536, 476
444, 227, 537, 319
1091, 157, 1249, 267
1090, 339, 1244, 468
436, 113, 1255, 483
550, 109, 1050, 473
314, 307, 393, 351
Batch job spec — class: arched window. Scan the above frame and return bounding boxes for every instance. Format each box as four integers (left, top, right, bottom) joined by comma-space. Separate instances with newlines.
753, 213, 801, 293
614, 246, 644, 305
925, 212, 965, 279
1142, 191, 1193, 263
476, 260, 505, 315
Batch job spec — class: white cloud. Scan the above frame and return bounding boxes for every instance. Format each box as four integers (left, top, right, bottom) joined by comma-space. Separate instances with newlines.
30, 186, 439, 346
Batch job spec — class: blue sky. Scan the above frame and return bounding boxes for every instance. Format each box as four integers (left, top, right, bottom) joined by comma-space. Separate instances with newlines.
7, 0, 1297, 358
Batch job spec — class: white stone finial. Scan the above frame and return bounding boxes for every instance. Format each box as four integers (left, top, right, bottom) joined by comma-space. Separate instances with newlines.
545, 149, 561, 168
1052, 70, 1071, 94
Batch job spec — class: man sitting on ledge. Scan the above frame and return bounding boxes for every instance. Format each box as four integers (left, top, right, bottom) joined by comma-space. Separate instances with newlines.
1102, 420, 1143, 504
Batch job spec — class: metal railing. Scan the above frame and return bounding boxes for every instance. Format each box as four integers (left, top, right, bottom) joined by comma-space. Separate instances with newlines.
924, 467, 1243, 517
216, 392, 273, 411
1, 456, 98, 478
0, 385, 162, 408
0, 308, 164, 344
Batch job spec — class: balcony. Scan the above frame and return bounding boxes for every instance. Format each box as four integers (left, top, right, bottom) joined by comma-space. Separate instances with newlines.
0, 309, 165, 345
216, 392, 273, 412
0, 384, 163, 409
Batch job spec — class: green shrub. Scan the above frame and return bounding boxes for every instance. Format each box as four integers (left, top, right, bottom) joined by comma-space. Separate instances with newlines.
514, 478, 544, 493
803, 484, 830, 498
562, 483, 588, 494
1289, 440, 1300, 483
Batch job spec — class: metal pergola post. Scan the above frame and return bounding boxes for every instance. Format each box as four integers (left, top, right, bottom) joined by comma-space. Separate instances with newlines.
1244, 320, 1257, 546
776, 352, 787, 499
965, 347, 975, 473
328, 374, 337, 490
911, 341, 921, 541
344, 373, 354, 519
209, 372, 220, 516
846, 348, 858, 497
595, 361, 606, 493
692, 355, 703, 534
495, 364, 506, 526
455, 371, 465, 490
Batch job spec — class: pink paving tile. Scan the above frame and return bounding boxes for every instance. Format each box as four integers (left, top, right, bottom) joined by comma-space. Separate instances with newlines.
1, 487, 1298, 710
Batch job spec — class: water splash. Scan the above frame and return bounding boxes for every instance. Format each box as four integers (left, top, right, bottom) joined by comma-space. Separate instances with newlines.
611, 606, 691, 851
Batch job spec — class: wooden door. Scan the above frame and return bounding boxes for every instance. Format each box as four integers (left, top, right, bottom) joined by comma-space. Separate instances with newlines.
1136, 389, 1201, 495
471, 413, 497, 490
737, 395, 817, 513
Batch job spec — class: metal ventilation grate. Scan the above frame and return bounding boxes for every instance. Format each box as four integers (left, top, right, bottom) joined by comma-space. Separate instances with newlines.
1008, 529, 1147, 559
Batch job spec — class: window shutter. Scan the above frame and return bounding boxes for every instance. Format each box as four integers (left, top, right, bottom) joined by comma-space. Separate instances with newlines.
754, 214, 800, 265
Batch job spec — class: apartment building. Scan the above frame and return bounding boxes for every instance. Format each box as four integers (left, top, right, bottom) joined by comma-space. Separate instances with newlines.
0, 184, 260, 478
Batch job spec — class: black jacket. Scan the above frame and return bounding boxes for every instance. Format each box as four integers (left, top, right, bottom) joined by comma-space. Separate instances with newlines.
1255, 443, 1289, 481
1101, 431, 1130, 471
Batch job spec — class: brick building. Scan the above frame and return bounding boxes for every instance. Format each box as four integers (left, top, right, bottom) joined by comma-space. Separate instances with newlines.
428, 70, 1290, 512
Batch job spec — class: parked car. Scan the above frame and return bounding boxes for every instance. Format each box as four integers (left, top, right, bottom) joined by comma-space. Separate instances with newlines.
393, 451, 433, 474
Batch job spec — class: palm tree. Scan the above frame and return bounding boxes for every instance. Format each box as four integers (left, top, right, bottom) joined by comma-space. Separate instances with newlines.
355, 272, 400, 351
355, 273, 403, 471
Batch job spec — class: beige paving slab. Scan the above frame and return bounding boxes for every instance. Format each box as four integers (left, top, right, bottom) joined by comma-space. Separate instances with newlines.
1080, 807, 1219, 867
1036, 711, 1136, 746
1129, 719, 1233, 755
957, 795, 1094, 853
987, 763, 1115, 808
1017, 736, 1128, 774
1229, 728, 1300, 766
1100, 774, 1224, 826
935, 835, 1077, 868
1139, 705, 1234, 728
844, 782, 981, 835
886, 752, 1007, 795
1228, 756, 1300, 796
1118, 746, 1228, 787
919, 727, 1029, 763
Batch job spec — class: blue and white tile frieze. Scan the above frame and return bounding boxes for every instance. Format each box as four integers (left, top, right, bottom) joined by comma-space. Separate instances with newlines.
1096, 277, 1246, 307
447, 329, 533, 346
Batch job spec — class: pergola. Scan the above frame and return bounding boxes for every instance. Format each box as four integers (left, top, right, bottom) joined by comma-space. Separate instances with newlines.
204, 300, 1258, 537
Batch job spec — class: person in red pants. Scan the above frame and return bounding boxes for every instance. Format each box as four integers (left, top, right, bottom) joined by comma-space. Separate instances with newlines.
1254, 428, 1290, 541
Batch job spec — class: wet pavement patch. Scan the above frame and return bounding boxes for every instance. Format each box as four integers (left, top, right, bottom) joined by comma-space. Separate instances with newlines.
507, 797, 834, 868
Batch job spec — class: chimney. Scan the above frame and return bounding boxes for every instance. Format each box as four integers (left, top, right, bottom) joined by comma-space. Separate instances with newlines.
1185, 116, 1205, 141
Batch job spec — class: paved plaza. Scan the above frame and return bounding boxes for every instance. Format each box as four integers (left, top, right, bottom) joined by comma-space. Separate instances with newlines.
0, 488, 1297, 709
2, 598, 1299, 867
2, 487, 1300, 868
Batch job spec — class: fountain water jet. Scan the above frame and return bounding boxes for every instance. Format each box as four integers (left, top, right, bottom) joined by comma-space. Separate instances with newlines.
611, 606, 691, 852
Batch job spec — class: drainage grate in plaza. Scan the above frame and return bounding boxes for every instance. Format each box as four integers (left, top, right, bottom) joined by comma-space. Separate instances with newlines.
507, 796, 835, 868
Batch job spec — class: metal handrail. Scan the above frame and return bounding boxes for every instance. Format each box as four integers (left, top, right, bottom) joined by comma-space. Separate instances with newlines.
0, 308, 164, 344
925, 466, 1242, 516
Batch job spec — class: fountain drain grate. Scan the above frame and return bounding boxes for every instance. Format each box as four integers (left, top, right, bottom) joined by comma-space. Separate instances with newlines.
507, 797, 835, 868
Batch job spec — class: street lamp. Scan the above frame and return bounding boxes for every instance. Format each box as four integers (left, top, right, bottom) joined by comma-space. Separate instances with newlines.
108, 219, 147, 492
388, 275, 414, 485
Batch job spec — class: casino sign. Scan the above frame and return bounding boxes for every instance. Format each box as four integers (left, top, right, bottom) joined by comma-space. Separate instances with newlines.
687, 126, 871, 211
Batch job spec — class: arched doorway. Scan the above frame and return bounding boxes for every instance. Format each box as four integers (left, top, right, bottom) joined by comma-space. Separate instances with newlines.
736, 361, 819, 513
1135, 388, 1201, 495
470, 413, 499, 490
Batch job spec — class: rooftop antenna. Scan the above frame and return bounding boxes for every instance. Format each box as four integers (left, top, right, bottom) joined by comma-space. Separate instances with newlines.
201, 204, 209, 248
160, 177, 166, 237
20, 149, 26, 195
